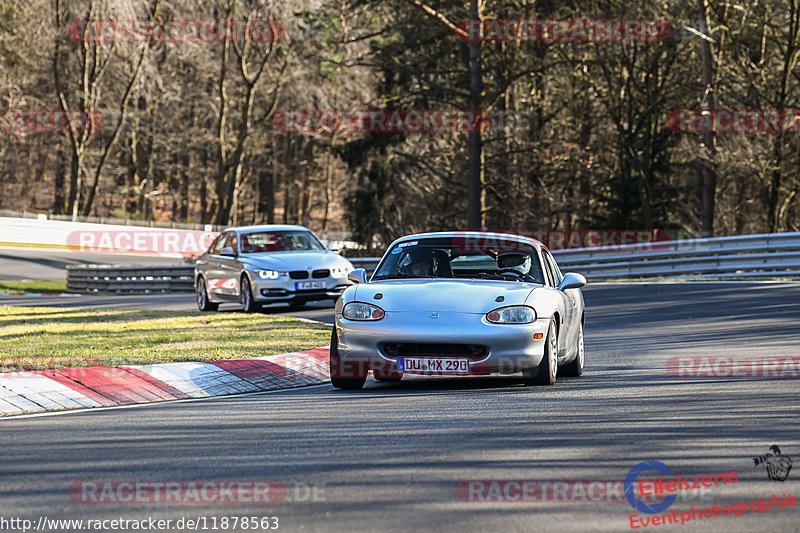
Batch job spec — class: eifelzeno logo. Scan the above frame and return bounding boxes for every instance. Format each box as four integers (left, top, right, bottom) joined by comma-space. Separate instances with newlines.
625, 461, 678, 514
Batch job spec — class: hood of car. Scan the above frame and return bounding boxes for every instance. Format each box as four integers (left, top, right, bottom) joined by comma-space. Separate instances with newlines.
238, 251, 351, 270
354, 279, 538, 313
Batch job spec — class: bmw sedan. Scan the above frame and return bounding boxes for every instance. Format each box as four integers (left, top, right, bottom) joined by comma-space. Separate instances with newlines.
330, 231, 586, 389
195, 225, 354, 312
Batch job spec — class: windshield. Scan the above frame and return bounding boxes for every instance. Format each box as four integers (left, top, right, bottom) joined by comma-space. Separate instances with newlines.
239, 231, 325, 253
372, 236, 545, 283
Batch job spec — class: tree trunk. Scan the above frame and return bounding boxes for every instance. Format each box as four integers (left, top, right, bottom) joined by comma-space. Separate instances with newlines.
68, 152, 81, 220
467, 0, 484, 230
262, 132, 278, 224
179, 150, 189, 220
696, 0, 717, 237
52, 143, 66, 214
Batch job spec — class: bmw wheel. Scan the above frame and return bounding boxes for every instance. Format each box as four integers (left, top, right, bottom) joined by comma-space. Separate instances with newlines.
196, 277, 218, 312
240, 275, 259, 313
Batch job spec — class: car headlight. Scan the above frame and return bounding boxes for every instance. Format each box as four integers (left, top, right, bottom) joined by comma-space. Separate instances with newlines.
256, 269, 281, 280
343, 302, 385, 320
486, 306, 536, 324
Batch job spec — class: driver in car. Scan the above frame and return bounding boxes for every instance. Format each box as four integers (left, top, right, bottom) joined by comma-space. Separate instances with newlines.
403, 249, 435, 277
497, 252, 539, 282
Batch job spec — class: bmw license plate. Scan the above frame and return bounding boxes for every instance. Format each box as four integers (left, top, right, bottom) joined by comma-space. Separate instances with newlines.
398, 357, 469, 375
296, 281, 326, 290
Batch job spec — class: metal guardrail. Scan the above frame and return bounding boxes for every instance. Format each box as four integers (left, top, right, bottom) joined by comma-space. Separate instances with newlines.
346, 233, 800, 280
65, 233, 800, 293
553, 232, 800, 280
67, 265, 195, 293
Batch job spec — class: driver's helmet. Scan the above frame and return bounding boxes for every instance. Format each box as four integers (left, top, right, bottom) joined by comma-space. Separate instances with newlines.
401, 248, 435, 276
497, 252, 531, 276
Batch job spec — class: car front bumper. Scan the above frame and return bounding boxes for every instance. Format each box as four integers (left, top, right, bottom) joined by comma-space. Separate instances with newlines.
335, 311, 551, 374
252, 276, 350, 304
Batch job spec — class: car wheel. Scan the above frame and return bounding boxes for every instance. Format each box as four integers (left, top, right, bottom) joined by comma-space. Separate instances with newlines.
240, 275, 259, 313
196, 277, 218, 312
561, 321, 584, 377
522, 317, 557, 386
329, 328, 367, 390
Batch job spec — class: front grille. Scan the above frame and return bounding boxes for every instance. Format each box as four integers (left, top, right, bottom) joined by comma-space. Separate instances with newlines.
381, 343, 488, 360
312, 269, 330, 278
289, 270, 309, 279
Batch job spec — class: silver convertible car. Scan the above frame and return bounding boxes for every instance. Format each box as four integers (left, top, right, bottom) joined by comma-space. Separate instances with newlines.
195, 225, 354, 312
330, 232, 586, 389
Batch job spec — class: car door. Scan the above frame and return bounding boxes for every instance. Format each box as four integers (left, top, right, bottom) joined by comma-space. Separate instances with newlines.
544, 249, 578, 355
197, 233, 222, 300
216, 231, 242, 299
540, 249, 572, 358
204, 231, 235, 299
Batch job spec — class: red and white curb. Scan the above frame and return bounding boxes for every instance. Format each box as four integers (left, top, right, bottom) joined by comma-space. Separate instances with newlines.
0, 348, 330, 416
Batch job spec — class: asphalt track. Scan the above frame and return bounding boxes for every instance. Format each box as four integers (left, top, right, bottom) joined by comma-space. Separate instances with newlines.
1, 283, 800, 532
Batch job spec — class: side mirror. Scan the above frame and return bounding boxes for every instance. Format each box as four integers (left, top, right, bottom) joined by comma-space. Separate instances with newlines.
347, 268, 367, 284
558, 272, 586, 291
220, 246, 236, 257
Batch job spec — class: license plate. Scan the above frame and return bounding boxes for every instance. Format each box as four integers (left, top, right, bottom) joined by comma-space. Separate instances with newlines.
397, 357, 470, 375
296, 281, 326, 290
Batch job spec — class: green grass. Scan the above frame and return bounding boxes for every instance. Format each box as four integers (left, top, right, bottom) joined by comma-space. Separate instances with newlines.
0, 306, 330, 372
0, 280, 68, 294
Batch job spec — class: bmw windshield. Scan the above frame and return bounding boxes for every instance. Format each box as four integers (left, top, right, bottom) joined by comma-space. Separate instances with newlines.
239, 231, 325, 253
372, 236, 545, 283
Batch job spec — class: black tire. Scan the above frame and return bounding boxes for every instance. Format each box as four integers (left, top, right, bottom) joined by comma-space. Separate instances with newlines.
240, 275, 259, 313
522, 317, 557, 386
329, 328, 367, 390
561, 321, 584, 377
196, 276, 218, 312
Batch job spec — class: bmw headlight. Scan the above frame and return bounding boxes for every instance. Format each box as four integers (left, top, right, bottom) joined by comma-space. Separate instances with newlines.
343, 302, 385, 320
256, 269, 281, 280
486, 306, 536, 324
